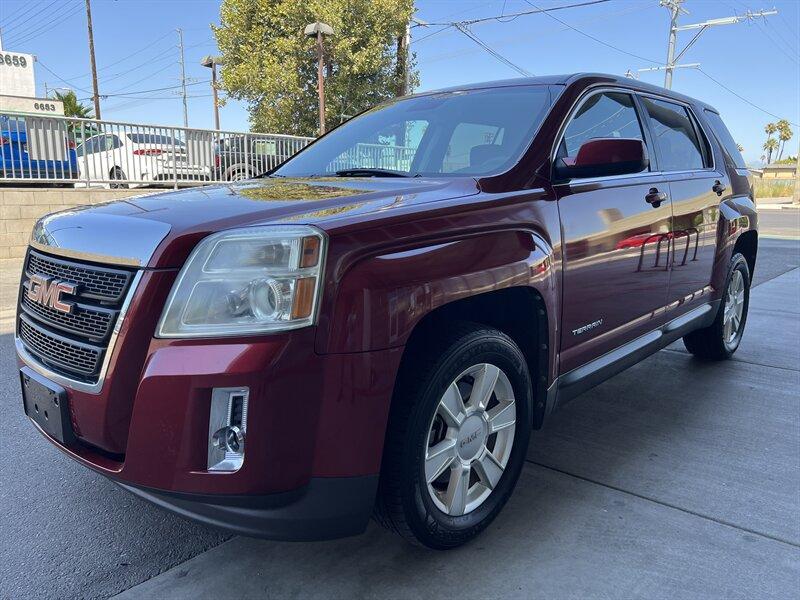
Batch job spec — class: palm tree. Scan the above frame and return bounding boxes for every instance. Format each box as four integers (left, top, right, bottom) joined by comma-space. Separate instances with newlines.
764, 122, 777, 141
763, 138, 779, 163
53, 90, 94, 119
776, 119, 793, 161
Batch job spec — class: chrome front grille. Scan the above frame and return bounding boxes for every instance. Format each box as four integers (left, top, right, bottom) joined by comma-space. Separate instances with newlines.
17, 249, 136, 384
21, 292, 115, 341
27, 251, 131, 302
19, 316, 102, 377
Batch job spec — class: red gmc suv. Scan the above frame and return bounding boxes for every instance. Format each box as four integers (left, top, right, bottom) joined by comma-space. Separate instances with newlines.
17, 74, 757, 549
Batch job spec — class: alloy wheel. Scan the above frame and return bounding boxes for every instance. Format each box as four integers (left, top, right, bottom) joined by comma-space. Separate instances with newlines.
723, 269, 745, 344
424, 363, 517, 516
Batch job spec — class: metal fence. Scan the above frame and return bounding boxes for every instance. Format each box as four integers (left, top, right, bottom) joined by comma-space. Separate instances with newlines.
0, 112, 313, 188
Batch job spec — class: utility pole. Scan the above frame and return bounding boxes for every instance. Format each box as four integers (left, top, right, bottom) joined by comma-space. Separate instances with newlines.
662, 0, 681, 90
85, 0, 101, 118
660, 0, 778, 89
396, 23, 409, 96
177, 28, 189, 128
304, 22, 334, 135
398, 15, 428, 97
794, 141, 799, 205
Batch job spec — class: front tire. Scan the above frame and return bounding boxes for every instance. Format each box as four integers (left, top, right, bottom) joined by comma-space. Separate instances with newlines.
683, 252, 750, 360
375, 323, 532, 549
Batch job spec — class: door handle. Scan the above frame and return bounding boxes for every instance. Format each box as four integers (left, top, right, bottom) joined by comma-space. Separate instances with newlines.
645, 188, 668, 208
712, 180, 727, 196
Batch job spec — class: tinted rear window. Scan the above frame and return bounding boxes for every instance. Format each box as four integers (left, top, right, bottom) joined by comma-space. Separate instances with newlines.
641, 97, 707, 171
703, 110, 747, 169
126, 133, 184, 146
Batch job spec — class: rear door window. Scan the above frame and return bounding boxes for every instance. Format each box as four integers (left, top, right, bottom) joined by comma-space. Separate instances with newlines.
641, 97, 707, 172
703, 110, 747, 169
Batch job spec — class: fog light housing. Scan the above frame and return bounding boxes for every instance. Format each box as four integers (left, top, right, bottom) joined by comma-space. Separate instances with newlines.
207, 387, 249, 472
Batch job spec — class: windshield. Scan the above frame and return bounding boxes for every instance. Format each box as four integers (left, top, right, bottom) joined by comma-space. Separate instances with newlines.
272, 85, 553, 178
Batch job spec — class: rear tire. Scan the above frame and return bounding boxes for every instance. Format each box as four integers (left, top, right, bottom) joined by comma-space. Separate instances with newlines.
109, 167, 128, 189
375, 322, 532, 549
683, 252, 750, 360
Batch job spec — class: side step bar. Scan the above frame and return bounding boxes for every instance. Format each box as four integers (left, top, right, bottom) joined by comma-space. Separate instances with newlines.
553, 302, 719, 410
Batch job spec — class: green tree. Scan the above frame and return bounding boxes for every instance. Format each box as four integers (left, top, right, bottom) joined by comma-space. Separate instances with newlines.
763, 137, 778, 163
53, 90, 94, 119
214, 0, 416, 137
776, 119, 793, 161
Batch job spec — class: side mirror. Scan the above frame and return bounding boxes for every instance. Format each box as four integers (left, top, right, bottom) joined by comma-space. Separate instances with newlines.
554, 138, 649, 181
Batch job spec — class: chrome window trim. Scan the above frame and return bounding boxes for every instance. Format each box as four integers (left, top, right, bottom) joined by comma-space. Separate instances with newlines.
550, 85, 648, 179
15, 270, 144, 394
550, 84, 718, 185
635, 92, 716, 173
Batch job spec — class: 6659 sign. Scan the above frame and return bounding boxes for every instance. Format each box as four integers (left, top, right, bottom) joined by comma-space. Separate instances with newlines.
1, 53, 28, 68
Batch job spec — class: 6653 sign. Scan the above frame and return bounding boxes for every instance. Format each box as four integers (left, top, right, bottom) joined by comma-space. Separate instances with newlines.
1, 53, 29, 68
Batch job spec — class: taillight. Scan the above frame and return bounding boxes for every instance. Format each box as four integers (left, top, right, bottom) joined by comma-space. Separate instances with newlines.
67, 140, 76, 149
215, 154, 220, 168
0, 136, 9, 146
133, 148, 163, 156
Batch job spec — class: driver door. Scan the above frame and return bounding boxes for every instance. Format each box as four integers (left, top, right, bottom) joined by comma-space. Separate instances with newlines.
554, 90, 672, 374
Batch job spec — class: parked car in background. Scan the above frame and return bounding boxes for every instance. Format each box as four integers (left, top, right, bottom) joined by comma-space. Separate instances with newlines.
76, 132, 211, 187
214, 135, 298, 181
16, 73, 757, 550
0, 122, 79, 185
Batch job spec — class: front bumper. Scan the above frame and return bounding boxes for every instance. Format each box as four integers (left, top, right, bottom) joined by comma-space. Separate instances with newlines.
118, 475, 378, 541
16, 265, 404, 540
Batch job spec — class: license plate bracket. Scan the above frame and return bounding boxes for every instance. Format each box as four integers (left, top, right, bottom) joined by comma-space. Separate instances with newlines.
20, 366, 74, 445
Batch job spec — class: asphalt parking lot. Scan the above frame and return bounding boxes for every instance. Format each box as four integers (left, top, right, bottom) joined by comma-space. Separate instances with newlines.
1, 237, 798, 599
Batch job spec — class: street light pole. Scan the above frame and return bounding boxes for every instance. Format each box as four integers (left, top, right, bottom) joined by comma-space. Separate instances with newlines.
201, 55, 223, 130
304, 22, 334, 135
316, 30, 325, 134
210, 62, 220, 131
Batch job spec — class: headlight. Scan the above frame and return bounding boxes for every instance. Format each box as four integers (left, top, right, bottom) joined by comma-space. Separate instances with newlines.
156, 225, 326, 337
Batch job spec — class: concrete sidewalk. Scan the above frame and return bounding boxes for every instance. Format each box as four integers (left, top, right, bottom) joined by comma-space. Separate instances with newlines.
116, 268, 800, 600
757, 196, 798, 211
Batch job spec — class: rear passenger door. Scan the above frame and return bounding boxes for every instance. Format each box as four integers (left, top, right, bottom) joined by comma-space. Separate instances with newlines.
639, 96, 723, 310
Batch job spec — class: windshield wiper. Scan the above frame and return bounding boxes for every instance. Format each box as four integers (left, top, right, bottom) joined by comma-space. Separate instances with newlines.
334, 168, 412, 178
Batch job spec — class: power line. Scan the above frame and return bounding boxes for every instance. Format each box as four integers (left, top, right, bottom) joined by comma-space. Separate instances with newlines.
695, 68, 798, 127
421, 0, 612, 27
0, 1, 34, 30
53, 31, 175, 83
453, 23, 533, 77
103, 62, 176, 94
4, 1, 82, 47
78, 79, 209, 100
749, 17, 799, 64
0, 0, 63, 36
420, 1, 654, 67
37, 60, 94, 94
521, 0, 661, 64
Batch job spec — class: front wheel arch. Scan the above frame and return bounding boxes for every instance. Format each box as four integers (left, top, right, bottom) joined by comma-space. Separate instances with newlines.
396, 286, 550, 429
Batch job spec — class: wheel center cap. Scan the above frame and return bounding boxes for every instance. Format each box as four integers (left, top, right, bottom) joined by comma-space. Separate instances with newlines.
456, 415, 486, 461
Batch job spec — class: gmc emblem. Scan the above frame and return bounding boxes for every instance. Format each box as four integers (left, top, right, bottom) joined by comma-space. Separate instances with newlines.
26, 274, 77, 314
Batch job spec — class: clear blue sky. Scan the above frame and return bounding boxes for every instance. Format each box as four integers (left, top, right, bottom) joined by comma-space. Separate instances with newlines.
1, 0, 798, 164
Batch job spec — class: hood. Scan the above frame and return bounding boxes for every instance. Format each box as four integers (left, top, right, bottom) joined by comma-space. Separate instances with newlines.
32, 177, 479, 268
